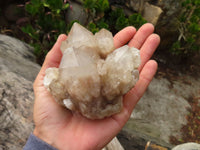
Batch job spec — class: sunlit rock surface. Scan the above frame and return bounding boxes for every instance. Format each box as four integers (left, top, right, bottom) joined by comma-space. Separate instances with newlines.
44, 23, 140, 119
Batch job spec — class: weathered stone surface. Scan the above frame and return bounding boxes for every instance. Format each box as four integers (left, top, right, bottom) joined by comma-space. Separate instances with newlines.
128, 0, 145, 13
0, 70, 34, 150
0, 34, 40, 81
128, 1, 163, 25
129, 73, 200, 144
44, 23, 140, 119
172, 142, 200, 150
130, 77, 190, 143
103, 137, 124, 150
0, 34, 40, 150
142, 2, 163, 25
65, 1, 88, 25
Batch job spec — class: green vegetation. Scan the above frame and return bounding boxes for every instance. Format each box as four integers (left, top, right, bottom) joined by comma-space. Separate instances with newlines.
21, 0, 146, 63
170, 0, 200, 56
21, 0, 69, 62
83, 0, 146, 33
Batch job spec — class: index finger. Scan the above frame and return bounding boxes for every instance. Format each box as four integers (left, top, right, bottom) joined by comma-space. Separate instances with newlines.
113, 26, 136, 48
128, 23, 154, 49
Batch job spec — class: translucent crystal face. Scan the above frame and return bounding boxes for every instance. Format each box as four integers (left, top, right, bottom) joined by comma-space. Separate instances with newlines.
44, 23, 140, 119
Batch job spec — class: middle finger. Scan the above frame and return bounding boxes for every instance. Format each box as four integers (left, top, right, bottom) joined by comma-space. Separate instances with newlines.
128, 23, 154, 49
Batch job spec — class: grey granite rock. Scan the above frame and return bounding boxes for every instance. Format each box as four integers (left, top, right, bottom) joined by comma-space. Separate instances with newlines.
0, 34, 40, 150
172, 142, 200, 150
0, 34, 40, 81
130, 77, 190, 143
65, 1, 88, 25
129, 74, 200, 144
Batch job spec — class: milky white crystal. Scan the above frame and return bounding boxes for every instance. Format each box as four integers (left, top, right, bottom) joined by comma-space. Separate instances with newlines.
44, 23, 140, 119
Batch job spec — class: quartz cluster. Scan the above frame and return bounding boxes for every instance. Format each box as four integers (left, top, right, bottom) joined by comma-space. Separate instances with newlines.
44, 23, 140, 119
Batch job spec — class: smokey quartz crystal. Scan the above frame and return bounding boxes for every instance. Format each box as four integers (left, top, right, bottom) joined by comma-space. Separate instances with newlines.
44, 23, 140, 119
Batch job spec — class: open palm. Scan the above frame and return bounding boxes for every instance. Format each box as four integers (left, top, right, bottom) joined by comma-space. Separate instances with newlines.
33, 23, 160, 150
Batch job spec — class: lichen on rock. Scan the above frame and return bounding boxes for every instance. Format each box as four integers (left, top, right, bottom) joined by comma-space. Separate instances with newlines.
44, 23, 140, 119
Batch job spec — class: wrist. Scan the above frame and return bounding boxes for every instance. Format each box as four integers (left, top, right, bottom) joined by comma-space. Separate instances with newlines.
24, 133, 58, 150
33, 127, 74, 150
33, 127, 57, 149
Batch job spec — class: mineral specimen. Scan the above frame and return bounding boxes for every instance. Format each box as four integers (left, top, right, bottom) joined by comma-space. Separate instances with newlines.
44, 23, 140, 119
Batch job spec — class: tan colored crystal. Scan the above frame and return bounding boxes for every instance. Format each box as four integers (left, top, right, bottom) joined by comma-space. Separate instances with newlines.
44, 23, 140, 119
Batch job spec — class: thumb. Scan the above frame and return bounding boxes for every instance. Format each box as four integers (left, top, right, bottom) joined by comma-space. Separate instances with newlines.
33, 34, 67, 88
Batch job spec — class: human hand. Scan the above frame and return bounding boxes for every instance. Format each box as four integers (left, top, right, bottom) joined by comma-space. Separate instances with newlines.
33, 23, 160, 150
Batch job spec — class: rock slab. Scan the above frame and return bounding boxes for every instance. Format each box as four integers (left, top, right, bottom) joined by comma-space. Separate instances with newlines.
172, 142, 200, 150
128, 73, 200, 144
0, 34, 40, 150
